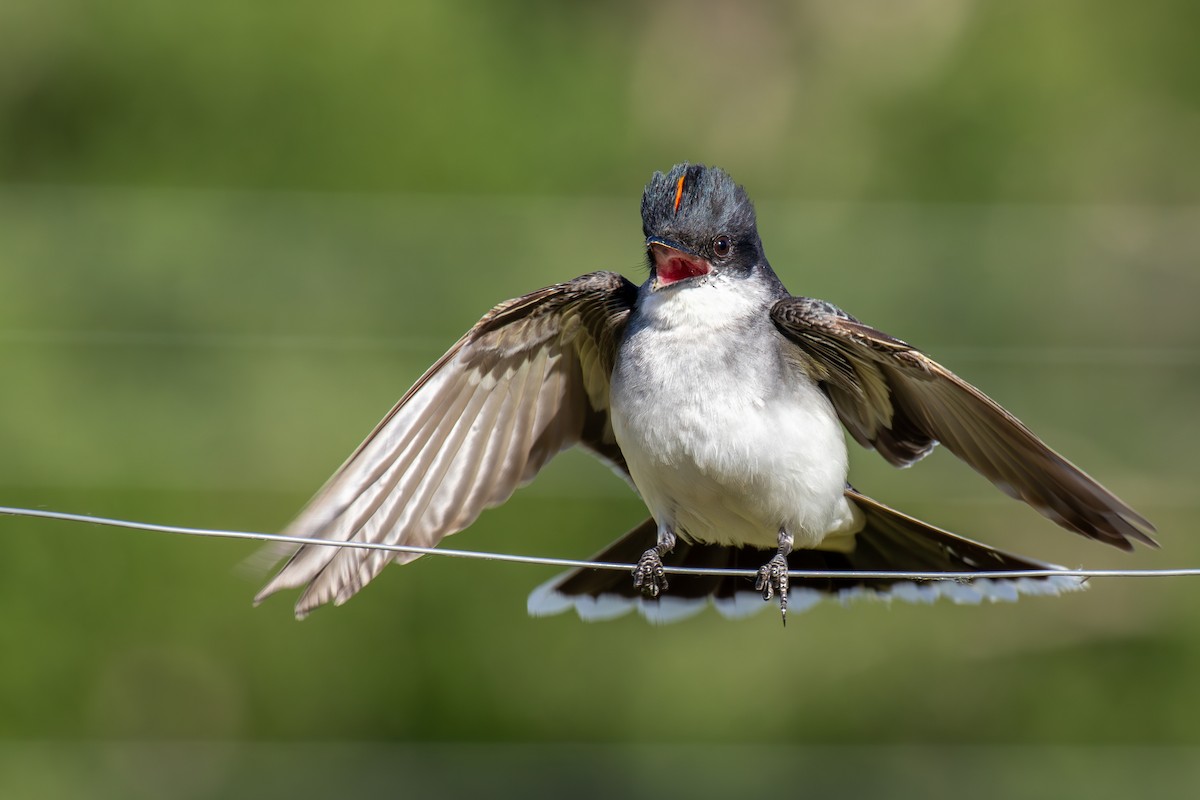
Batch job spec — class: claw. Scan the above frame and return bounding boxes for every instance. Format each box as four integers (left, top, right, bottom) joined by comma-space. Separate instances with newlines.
755, 553, 790, 626
632, 527, 676, 599
633, 549, 668, 598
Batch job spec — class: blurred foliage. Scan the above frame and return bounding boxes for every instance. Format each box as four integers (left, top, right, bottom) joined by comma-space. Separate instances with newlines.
3, 0, 1199, 201
1, 1, 1199, 796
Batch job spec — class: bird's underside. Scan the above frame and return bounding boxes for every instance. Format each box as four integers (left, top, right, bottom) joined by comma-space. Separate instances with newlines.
254, 164, 1155, 624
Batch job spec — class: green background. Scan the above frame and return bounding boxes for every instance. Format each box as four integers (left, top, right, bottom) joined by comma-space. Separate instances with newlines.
1, 1, 1198, 796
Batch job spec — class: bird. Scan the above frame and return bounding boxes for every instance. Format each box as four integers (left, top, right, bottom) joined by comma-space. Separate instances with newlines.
255, 163, 1156, 624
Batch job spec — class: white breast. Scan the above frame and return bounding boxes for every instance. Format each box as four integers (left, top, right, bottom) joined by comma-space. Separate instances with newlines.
610, 275, 857, 550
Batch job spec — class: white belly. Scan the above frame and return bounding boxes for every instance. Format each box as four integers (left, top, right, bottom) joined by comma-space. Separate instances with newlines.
611, 280, 857, 550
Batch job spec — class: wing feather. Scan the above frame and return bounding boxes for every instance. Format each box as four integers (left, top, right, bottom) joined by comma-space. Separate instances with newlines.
258, 271, 639, 617
771, 296, 1155, 550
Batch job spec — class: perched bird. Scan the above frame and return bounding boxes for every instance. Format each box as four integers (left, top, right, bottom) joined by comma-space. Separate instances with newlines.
256, 163, 1155, 624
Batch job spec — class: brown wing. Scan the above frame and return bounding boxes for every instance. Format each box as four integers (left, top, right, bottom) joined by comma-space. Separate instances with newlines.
771, 297, 1155, 551
257, 271, 639, 617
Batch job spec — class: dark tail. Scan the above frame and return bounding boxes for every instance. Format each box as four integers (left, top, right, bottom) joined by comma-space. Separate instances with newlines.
527, 487, 1084, 624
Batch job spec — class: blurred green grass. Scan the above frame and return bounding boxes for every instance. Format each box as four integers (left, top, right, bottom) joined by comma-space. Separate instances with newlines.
1, 1, 1199, 795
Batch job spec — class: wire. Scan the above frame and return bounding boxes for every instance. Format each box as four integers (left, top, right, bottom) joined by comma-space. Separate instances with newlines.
0, 504, 1192, 581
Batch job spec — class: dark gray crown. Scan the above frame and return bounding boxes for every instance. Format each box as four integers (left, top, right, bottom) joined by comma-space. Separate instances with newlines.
640, 163, 757, 243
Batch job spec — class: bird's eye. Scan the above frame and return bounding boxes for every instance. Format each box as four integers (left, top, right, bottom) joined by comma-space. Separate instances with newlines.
712, 235, 732, 258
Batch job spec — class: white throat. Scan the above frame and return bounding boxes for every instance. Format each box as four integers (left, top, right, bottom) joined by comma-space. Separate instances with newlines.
638, 272, 774, 333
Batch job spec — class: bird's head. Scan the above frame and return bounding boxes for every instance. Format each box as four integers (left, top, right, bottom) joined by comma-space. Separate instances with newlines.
640, 163, 765, 292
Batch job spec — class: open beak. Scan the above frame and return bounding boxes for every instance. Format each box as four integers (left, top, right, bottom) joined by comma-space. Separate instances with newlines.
647, 237, 712, 290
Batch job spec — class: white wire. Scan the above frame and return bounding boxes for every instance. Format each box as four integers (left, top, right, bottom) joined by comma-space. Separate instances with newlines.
0, 504, 1192, 581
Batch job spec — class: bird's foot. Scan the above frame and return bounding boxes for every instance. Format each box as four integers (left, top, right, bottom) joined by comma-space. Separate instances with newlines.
756, 552, 791, 626
632, 548, 669, 598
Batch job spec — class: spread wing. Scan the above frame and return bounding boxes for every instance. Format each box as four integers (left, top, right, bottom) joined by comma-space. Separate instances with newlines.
771, 297, 1155, 551
257, 271, 639, 617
